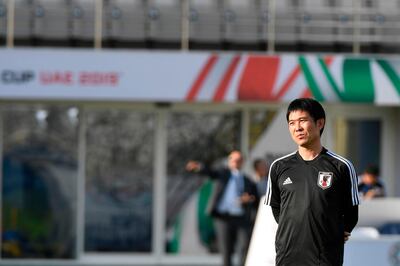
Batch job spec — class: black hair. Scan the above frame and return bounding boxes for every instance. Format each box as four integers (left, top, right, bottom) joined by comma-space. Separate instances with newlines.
253, 158, 264, 170
286, 98, 326, 135
364, 164, 380, 177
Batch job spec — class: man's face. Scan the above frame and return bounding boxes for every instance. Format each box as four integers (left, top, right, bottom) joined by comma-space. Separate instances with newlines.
228, 151, 243, 171
256, 162, 268, 177
288, 110, 324, 148
362, 173, 377, 185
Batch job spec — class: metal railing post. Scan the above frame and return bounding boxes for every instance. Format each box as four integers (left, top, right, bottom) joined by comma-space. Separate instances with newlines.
94, 0, 103, 49
6, 0, 15, 48
352, 0, 360, 54
267, 0, 276, 53
181, 0, 189, 50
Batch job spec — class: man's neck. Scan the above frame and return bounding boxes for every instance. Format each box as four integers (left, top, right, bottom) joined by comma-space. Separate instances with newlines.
230, 168, 241, 174
298, 143, 323, 161
254, 174, 263, 181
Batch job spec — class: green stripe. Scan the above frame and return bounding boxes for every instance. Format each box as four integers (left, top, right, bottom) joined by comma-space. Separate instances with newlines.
298, 56, 325, 101
318, 58, 344, 101
197, 180, 215, 247
168, 215, 182, 253
376, 59, 400, 96
343, 59, 374, 102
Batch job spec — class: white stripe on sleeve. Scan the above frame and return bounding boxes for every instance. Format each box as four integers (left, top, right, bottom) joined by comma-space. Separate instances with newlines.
327, 151, 360, 205
264, 151, 296, 206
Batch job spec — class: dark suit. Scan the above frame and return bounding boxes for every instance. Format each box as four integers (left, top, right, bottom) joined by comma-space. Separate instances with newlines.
199, 167, 258, 266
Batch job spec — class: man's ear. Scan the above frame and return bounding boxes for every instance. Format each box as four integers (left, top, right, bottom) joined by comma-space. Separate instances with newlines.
317, 118, 325, 129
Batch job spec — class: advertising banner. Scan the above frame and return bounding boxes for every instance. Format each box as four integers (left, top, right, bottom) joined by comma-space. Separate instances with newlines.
1, 48, 400, 104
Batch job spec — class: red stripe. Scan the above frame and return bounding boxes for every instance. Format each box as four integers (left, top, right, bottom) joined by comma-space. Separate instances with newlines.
324, 56, 334, 65
274, 65, 301, 100
238, 56, 280, 101
213, 56, 241, 102
186, 55, 218, 101
300, 89, 313, 98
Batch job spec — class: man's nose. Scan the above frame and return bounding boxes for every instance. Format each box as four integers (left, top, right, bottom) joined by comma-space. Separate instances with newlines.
295, 123, 303, 131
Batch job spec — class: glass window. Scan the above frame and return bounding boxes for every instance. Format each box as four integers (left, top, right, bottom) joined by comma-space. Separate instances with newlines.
346, 119, 381, 174
165, 111, 240, 254
2, 105, 78, 258
84, 110, 154, 252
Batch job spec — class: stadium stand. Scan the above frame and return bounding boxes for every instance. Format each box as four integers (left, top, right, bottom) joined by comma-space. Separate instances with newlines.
334, 0, 353, 43
1, 1, 400, 265
148, 0, 182, 48
274, 0, 298, 44
223, 0, 261, 44
71, 0, 95, 43
189, 0, 222, 45
2, 1, 400, 53
300, 0, 336, 43
105, 0, 148, 45
32, 0, 70, 44
14, 0, 33, 43
375, 0, 400, 45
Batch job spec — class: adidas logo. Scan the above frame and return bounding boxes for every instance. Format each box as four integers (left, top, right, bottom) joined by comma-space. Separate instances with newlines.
283, 177, 293, 185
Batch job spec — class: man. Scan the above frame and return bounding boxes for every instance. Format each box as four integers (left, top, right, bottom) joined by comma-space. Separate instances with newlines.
253, 158, 268, 197
265, 98, 360, 266
186, 151, 258, 266
358, 164, 385, 200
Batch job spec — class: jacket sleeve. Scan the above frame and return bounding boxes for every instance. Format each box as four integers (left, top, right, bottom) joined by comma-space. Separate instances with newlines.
342, 160, 361, 207
344, 205, 358, 233
342, 161, 360, 232
271, 206, 281, 224
246, 177, 260, 209
196, 164, 224, 180
265, 162, 281, 208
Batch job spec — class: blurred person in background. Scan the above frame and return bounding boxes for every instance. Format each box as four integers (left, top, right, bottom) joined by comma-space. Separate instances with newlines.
358, 164, 385, 200
253, 158, 269, 197
186, 151, 258, 266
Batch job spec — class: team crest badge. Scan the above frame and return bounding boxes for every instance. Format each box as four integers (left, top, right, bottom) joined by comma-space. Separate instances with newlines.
318, 172, 333, 189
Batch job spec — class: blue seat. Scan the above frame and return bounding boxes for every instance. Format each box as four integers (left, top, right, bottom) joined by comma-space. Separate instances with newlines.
378, 222, 400, 235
